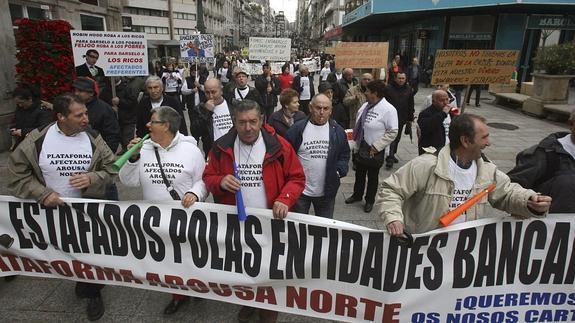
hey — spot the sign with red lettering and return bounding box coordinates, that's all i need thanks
[0,196,573,322]
[70,31,149,77]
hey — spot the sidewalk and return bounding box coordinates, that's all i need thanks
[0,86,569,322]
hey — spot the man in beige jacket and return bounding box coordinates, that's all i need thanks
[343,73,373,126]
[377,113,552,236]
[8,93,117,321]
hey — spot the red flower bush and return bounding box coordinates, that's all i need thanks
[15,19,74,101]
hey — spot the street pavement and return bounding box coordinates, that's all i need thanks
[0,82,571,322]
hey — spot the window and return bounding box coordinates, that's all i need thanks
[174,12,196,20]
[27,7,44,20]
[125,7,169,18]
[9,4,23,25]
[79,0,99,5]
[80,14,106,31]
[133,25,169,34]
[175,28,197,35]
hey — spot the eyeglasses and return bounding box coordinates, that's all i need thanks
[149,120,166,124]
[88,55,99,59]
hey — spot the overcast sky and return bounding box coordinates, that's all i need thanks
[269,0,297,22]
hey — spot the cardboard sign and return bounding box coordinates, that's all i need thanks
[249,37,291,61]
[180,34,215,64]
[335,42,388,69]
[431,50,519,85]
[70,31,148,76]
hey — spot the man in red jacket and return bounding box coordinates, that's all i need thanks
[203,99,305,322]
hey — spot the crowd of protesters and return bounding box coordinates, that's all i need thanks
[7,47,571,323]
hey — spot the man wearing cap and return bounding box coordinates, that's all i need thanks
[224,67,263,110]
[292,66,315,115]
[73,77,121,153]
[8,93,117,321]
[255,62,281,121]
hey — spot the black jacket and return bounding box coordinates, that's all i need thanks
[508,132,575,213]
[337,77,358,103]
[384,82,415,125]
[11,101,54,148]
[285,118,350,198]
[116,77,145,124]
[223,85,263,110]
[135,95,188,138]
[267,109,306,138]
[417,105,449,155]
[292,75,315,100]
[86,97,121,152]
[255,74,281,108]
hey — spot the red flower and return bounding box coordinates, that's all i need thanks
[15,19,74,101]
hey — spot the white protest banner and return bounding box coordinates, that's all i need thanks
[70,31,148,76]
[0,195,573,322]
[180,34,215,64]
[238,62,284,75]
[249,37,291,61]
[301,57,321,73]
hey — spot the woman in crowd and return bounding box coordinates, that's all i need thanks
[217,60,232,87]
[345,80,399,213]
[161,63,183,99]
[320,61,332,82]
[267,88,306,138]
[278,63,294,91]
[119,106,207,315]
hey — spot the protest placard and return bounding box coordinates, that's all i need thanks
[1,196,573,322]
[431,50,519,85]
[180,34,215,64]
[249,37,291,61]
[70,31,148,76]
[335,42,388,70]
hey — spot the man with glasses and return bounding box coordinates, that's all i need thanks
[76,49,104,79]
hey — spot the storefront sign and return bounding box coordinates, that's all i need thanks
[449,33,492,41]
[527,15,575,30]
[342,1,373,26]
[70,31,148,76]
[431,49,519,85]
[335,42,388,69]
[1,196,573,322]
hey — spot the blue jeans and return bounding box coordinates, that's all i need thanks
[292,194,336,219]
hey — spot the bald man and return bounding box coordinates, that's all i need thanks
[286,94,350,218]
[195,79,233,156]
[417,90,457,155]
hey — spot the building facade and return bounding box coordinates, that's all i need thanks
[341,0,575,83]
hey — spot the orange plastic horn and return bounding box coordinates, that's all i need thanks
[439,183,496,227]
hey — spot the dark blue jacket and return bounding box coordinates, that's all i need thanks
[285,118,350,198]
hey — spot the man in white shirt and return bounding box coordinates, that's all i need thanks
[292,66,315,115]
[286,94,350,218]
[223,67,263,109]
[8,93,117,321]
[195,79,234,157]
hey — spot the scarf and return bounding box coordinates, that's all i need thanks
[353,99,380,142]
